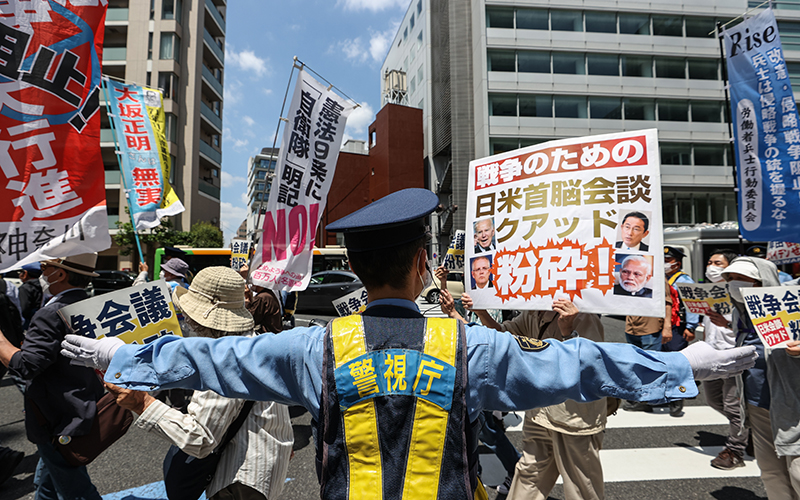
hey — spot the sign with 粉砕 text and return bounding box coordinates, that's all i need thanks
[0,2,112,273]
[741,286,800,348]
[58,281,182,345]
[441,231,465,273]
[465,129,664,316]
[676,283,733,316]
[250,69,355,292]
[231,239,250,271]
[724,8,800,242]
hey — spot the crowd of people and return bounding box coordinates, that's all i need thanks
[0,188,793,500]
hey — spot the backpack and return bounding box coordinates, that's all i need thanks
[0,280,24,348]
[667,272,687,329]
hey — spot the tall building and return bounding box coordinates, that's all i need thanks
[381,0,800,255]
[246,148,279,239]
[99,0,225,270]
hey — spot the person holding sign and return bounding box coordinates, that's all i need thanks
[719,257,800,499]
[61,189,758,500]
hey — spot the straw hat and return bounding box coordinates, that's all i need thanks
[173,266,254,333]
[41,253,99,277]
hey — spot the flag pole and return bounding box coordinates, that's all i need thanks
[101,77,146,265]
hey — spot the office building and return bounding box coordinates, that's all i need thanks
[246,148,279,239]
[100,0,225,269]
[381,0,800,254]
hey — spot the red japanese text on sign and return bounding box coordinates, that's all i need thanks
[756,318,791,347]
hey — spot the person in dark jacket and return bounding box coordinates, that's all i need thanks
[18,262,43,330]
[0,253,103,500]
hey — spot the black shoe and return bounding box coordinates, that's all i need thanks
[669,400,684,417]
[622,401,653,412]
[0,447,24,486]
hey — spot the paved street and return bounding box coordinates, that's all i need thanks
[0,303,767,500]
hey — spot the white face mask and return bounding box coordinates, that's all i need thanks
[39,271,57,296]
[664,261,680,275]
[705,266,725,283]
[417,254,433,296]
[728,280,755,302]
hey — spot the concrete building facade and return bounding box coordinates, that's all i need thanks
[245,147,279,240]
[381,0,800,255]
[100,0,225,270]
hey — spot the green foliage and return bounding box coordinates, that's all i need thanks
[113,216,222,258]
[187,221,223,248]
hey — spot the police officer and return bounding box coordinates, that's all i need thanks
[62,189,757,500]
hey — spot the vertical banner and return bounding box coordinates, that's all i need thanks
[724,8,800,242]
[251,69,355,292]
[466,129,664,316]
[104,78,184,230]
[0,2,111,272]
[441,230,465,273]
[741,286,800,349]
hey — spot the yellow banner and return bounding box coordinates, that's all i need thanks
[145,87,184,217]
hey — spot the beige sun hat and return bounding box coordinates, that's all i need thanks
[173,266,254,333]
[41,253,99,277]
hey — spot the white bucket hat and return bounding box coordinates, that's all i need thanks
[174,266,254,333]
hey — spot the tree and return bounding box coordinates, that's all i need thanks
[113,216,191,257]
[187,221,223,248]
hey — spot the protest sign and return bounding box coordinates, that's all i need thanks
[250,69,355,292]
[0,2,112,273]
[724,8,800,242]
[104,78,184,230]
[332,287,369,317]
[767,241,800,265]
[676,283,733,316]
[741,286,800,348]
[441,230,465,273]
[465,129,664,315]
[58,281,182,345]
[231,239,250,271]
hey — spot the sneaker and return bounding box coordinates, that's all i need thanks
[711,448,745,470]
[496,476,513,495]
[622,401,653,413]
[0,447,24,486]
[669,400,684,417]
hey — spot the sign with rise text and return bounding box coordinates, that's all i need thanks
[250,69,355,292]
[466,129,664,315]
[0,1,111,272]
[724,8,800,242]
[741,286,800,349]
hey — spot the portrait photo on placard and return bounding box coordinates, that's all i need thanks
[470,254,494,290]
[473,218,496,254]
[613,253,654,298]
[615,210,652,252]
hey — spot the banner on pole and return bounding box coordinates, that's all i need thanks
[104,78,184,231]
[58,281,182,345]
[465,129,664,316]
[0,2,112,273]
[675,283,733,316]
[741,286,800,349]
[724,8,800,243]
[442,230,466,273]
[250,68,355,292]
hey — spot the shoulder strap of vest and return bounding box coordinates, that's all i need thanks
[668,271,686,287]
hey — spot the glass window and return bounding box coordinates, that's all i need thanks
[619,13,650,35]
[585,11,616,33]
[624,98,655,120]
[778,21,800,51]
[409,76,416,94]
[688,59,718,80]
[490,94,517,116]
[554,96,587,118]
[162,0,182,23]
[256,182,264,191]
[487,50,516,72]
[659,100,689,121]
[516,8,548,30]
[694,144,727,165]
[788,61,800,88]
[410,13,415,29]
[486,7,513,28]
[159,33,180,63]
[653,15,682,36]
[169,154,176,183]
[692,101,722,123]
[418,65,423,85]
[256,170,267,179]
[148,33,153,59]
[417,0,422,14]
[587,54,619,76]
[165,112,177,142]
[519,95,552,117]
[685,17,716,38]
[552,52,585,74]
[517,51,550,73]
[590,97,622,119]
[404,27,408,41]
[621,55,652,77]
[158,72,179,100]
[661,143,692,165]
[491,139,521,155]
[655,57,685,79]
[551,10,582,31]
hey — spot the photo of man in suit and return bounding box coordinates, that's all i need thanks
[614,254,653,298]
[474,218,496,253]
[615,212,650,252]
[471,255,494,289]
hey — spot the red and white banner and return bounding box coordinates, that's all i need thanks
[250,69,354,292]
[0,1,111,272]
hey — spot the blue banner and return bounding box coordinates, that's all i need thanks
[724,8,800,243]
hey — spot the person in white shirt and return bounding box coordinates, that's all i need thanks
[105,267,293,500]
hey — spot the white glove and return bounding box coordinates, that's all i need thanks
[680,341,757,381]
[61,335,124,371]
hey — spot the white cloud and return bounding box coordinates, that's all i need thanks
[240,192,250,205]
[220,201,248,244]
[221,171,246,188]
[242,115,256,127]
[338,27,398,64]
[338,0,410,12]
[368,29,393,62]
[224,79,242,105]
[262,88,273,96]
[226,45,270,77]
[345,102,375,138]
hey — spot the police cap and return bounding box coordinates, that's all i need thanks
[745,245,767,258]
[664,246,686,260]
[326,188,438,252]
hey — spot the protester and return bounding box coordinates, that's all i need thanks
[1,272,22,323]
[17,262,43,330]
[613,255,653,298]
[280,290,299,329]
[615,211,650,251]
[0,445,24,486]
[0,253,104,500]
[722,257,800,498]
[106,267,293,500]
[61,189,757,500]
[703,249,749,470]
[245,284,283,334]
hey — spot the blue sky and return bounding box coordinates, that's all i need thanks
[218,0,412,242]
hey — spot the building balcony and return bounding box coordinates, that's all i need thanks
[102,47,127,62]
[203,29,224,67]
[106,7,129,22]
[107,215,120,229]
[199,179,221,199]
[199,140,222,166]
[205,0,226,35]
[202,65,224,100]
[100,128,115,145]
[200,102,223,133]
[105,170,121,186]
